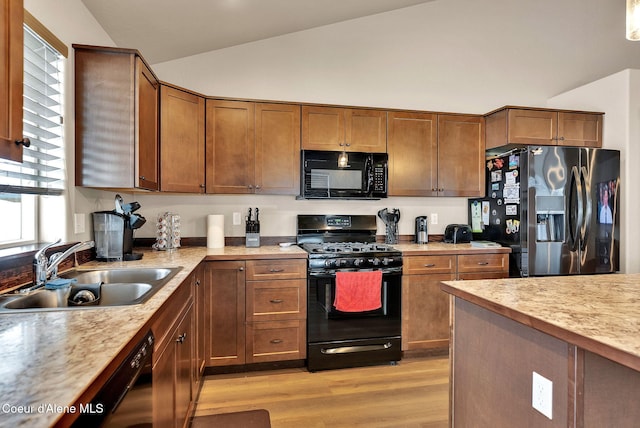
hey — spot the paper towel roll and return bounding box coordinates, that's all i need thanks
[207,215,225,248]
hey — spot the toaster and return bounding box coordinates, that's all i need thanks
[444,224,472,244]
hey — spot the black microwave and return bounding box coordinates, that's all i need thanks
[301,150,388,199]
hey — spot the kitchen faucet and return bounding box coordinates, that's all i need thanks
[28,239,95,292]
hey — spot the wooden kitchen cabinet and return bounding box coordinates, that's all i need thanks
[402,251,509,351]
[191,264,206,393]
[160,84,205,193]
[203,258,307,367]
[485,106,603,150]
[206,100,300,194]
[301,105,387,152]
[436,114,484,197]
[0,0,25,162]
[203,260,246,366]
[388,112,484,197]
[387,111,438,196]
[74,45,159,190]
[151,276,195,428]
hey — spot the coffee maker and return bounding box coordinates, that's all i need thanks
[92,195,146,261]
[415,216,429,244]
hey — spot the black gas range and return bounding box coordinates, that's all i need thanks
[297,215,403,371]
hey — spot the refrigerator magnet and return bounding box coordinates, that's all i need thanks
[506,205,518,216]
[509,155,519,169]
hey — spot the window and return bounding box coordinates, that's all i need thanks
[0,14,66,248]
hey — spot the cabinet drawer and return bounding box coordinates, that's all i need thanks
[457,253,508,273]
[246,259,306,280]
[246,279,307,321]
[403,255,455,275]
[246,320,306,363]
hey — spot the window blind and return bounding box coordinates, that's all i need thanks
[0,25,65,195]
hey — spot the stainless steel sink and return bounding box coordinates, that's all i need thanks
[0,267,182,313]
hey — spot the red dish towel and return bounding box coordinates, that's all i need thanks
[334,271,383,312]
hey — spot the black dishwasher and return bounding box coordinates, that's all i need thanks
[72,330,154,427]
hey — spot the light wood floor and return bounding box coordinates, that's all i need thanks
[194,356,450,428]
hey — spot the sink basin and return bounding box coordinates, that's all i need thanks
[0,267,182,313]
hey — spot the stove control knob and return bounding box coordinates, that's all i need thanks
[324,260,335,268]
[382,257,393,266]
[338,259,349,267]
[371,258,381,266]
[353,258,365,267]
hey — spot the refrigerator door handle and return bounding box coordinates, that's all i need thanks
[580,166,592,251]
[569,166,583,251]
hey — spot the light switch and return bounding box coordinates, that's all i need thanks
[74,213,85,234]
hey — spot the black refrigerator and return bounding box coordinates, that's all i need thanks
[469,146,620,277]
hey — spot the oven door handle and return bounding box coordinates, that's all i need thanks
[321,342,393,354]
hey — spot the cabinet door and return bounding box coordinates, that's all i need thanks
[255,103,301,194]
[387,111,438,196]
[193,265,206,382]
[402,273,455,350]
[437,114,484,197]
[160,85,205,192]
[206,100,255,193]
[136,57,159,190]
[203,261,246,366]
[175,304,194,428]
[557,112,602,148]
[346,109,387,152]
[301,105,345,151]
[0,0,23,162]
[153,333,176,427]
[507,108,557,145]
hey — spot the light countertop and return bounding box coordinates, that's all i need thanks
[0,245,303,427]
[0,241,503,427]
[441,273,640,372]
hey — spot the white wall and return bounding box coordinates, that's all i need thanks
[548,69,640,273]
[23,0,640,251]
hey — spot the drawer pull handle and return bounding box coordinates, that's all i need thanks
[269,268,284,273]
[424,263,436,267]
[477,262,489,265]
[270,339,283,344]
[270,299,284,304]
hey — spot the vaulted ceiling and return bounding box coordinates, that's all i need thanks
[81,0,437,63]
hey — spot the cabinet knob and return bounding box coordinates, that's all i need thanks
[239,267,244,271]
[195,279,201,286]
[558,136,565,141]
[346,143,351,147]
[200,184,205,188]
[176,333,187,344]
[255,185,261,190]
[247,184,254,189]
[139,175,145,180]
[15,138,30,147]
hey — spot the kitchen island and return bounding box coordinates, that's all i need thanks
[441,274,640,428]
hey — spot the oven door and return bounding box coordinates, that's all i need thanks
[307,268,402,370]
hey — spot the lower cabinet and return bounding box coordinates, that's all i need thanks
[402,251,509,351]
[203,258,307,367]
[152,277,195,428]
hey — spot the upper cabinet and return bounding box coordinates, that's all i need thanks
[206,100,300,195]
[0,0,26,162]
[74,45,159,190]
[160,84,205,193]
[301,106,386,153]
[485,106,603,151]
[388,112,484,197]
[387,111,438,196]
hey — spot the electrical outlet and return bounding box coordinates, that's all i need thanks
[74,213,85,234]
[232,212,241,225]
[430,213,438,225]
[532,371,553,419]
